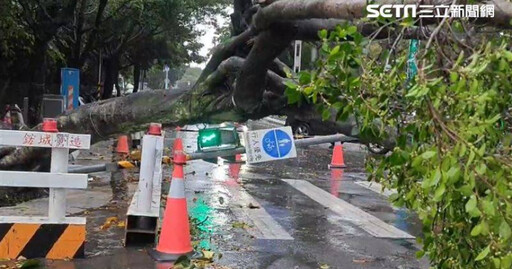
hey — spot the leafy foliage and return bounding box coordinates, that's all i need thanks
[0,0,229,106]
[287,23,512,268]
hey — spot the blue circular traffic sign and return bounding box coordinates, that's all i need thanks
[262,130,293,158]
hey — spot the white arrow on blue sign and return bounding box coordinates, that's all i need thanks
[243,126,297,164]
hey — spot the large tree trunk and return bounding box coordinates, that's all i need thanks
[133,64,140,93]
[101,55,120,99]
[2,0,512,171]
[27,40,49,127]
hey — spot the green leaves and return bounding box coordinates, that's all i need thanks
[471,223,483,236]
[433,184,446,202]
[499,221,511,240]
[466,195,481,217]
[475,245,490,261]
[297,23,512,268]
[421,151,437,159]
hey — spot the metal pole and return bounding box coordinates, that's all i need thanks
[67,134,360,173]
[68,163,118,174]
[49,147,69,221]
[164,65,170,90]
[293,40,302,73]
[165,70,169,90]
[187,134,358,161]
[137,134,158,213]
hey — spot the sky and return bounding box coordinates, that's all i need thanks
[190,10,230,69]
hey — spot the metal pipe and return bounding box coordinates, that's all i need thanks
[68,163,117,174]
[67,134,359,171]
[187,134,358,161]
[295,134,359,147]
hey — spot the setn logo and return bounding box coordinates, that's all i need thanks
[366,4,495,18]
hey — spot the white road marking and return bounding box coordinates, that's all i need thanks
[225,184,294,241]
[282,179,414,239]
[354,181,397,198]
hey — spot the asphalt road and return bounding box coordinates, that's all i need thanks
[0,119,428,269]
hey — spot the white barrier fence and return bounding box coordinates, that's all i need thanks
[0,129,91,223]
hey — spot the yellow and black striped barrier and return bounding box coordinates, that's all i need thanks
[0,222,85,259]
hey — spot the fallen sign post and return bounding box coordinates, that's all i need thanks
[0,119,90,260]
[243,126,297,164]
[186,133,359,161]
[66,133,360,174]
[124,123,165,246]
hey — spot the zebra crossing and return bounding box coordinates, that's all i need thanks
[184,161,415,242]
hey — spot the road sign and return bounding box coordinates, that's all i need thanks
[60,68,80,110]
[243,127,297,164]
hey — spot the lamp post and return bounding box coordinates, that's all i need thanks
[164,65,170,90]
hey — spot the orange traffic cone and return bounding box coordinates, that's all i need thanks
[228,156,242,178]
[172,137,184,158]
[116,135,129,154]
[149,142,193,261]
[329,144,346,169]
[330,168,344,198]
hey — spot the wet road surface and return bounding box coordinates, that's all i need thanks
[0,119,428,268]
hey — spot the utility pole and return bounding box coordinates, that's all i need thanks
[293,41,302,73]
[164,65,170,90]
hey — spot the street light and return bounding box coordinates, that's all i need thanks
[163,65,170,90]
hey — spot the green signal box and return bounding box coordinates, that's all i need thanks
[198,128,222,148]
[197,126,241,153]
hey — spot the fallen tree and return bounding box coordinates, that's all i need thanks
[1,2,512,266]
[1,0,511,168]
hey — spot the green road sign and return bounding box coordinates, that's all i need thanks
[407,39,419,81]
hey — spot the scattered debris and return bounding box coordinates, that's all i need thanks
[218,197,224,204]
[231,222,252,229]
[352,258,373,264]
[319,264,330,269]
[162,156,172,164]
[18,259,41,269]
[247,203,260,209]
[100,216,123,230]
[118,161,135,169]
[172,251,227,269]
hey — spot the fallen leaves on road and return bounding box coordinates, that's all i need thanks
[172,251,228,269]
[231,221,252,229]
[352,258,373,264]
[130,150,141,161]
[118,161,135,169]
[0,258,41,269]
[18,259,41,268]
[100,216,124,230]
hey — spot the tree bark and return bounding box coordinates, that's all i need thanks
[2,0,511,171]
[133,64,140,93]
[27,40,49,126]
